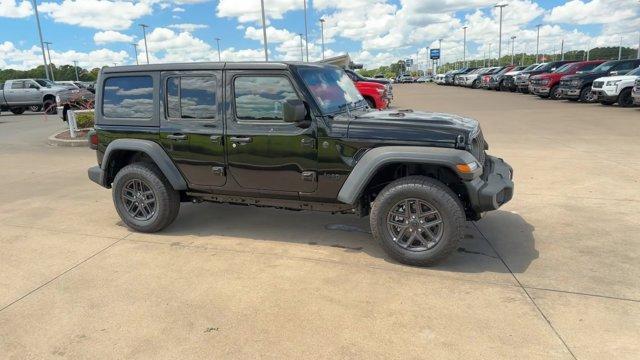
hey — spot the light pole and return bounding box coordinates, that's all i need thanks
[260,0,268,61]
[32,0,50,80]
[462,26,468,67]
[510,36,516,65]
[319,18,326,60]
[140,24,150,64]
[438,38,443,72]
[535,24,541,62]
[637,32,640,59]
[73,60,79,81]
[131,43,139,65]
[495,3,508,66]
[303,0,309,62]
[215,37,221,61]
[43,41,54,81]
[488,42,492,66]
[298,33,304,61]
[618,35,623,60]
[560,39,564,60]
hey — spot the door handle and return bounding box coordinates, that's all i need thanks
[230,136,252,144]
[167,134,188,141]
[210,135,222,143]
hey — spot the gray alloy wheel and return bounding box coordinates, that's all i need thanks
[386,198,444,252]
[121,178,157,221]
[29,105,42,112]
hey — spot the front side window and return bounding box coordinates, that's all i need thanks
[578,63,599,72]
[103,76,153,118]
[166,76,216,119]
[592,62,616,73]
[234,76,298,121]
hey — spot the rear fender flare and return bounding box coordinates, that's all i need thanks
[102,139,187,190]
[337,146,479,205]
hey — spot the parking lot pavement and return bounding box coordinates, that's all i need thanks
[0,89,638,359]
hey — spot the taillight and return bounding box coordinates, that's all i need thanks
[89,131,99,150]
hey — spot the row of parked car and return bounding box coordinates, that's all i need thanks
[0,78,95,116]
[434,59,640,107]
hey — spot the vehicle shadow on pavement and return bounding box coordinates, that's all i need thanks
[145,203,537,274]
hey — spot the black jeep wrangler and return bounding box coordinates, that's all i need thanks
[88,62,513,266]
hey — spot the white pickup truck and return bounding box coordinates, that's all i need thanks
[591,66,640,107]
[0,78,92,115]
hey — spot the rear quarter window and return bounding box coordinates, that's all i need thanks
[102,76,154,118]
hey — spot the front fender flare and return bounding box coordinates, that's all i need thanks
[337,146,480,205]
[101,139,187,190]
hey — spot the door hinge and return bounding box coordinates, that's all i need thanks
[301,171,316,182]
[211,166,225,176]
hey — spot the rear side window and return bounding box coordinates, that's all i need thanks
[615,61,638,72]
[166,76,216,119]
[103,76,153,118]
[233,76,298,122]
[11,81,25,89]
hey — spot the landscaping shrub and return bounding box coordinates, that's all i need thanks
[74,111,95,128]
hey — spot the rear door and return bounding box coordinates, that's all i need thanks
[5,81,26,104]
[224,70,317,193]
[159,71,226,192]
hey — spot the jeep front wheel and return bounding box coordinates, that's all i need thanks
[370,176,464,266]
[113,163,180,233]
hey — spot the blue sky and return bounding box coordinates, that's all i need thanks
[0,0,638,70]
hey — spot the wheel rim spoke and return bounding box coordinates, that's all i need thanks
[121,178,156,221]
[386,197,444,252]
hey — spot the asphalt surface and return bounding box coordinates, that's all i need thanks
[1,87,639,359]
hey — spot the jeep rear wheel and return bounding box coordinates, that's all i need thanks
[370,176,464,266]
[113,163,180,233]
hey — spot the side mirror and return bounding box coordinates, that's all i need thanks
[609,70,619,76]
[283,99,308,127]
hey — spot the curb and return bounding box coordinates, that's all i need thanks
[48,129,90,147]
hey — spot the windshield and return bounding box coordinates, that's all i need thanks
[627,67,640,76]
[553,64,573,73]
[298,66,365,115]
[35,79,55,87]
[522,64,538,71]
[591,61,616,73]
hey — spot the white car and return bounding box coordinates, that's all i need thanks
[434,74,446,84]
[591,66,640,107]
[460,68,497,88]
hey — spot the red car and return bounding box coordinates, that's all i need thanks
[354,80,389,109]
[529,60,604,99]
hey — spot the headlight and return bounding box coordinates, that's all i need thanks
[570,80,581,86]
[606,80,622,86]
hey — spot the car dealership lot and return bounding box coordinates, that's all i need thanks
[1,86,639,359]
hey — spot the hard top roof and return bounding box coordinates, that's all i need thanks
[101,61,333,74]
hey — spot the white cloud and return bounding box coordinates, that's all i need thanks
[167,23,209,32]
[172,6,185,12]
[546,0,637,25]
[0,41,129,70]
[216,0,303,23]
[0,0,32,18]
[39,0,152,30]
[245,26,297,44]
[93,30,135,45]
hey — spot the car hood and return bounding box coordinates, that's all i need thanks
[564,71,606,82]
[595,75,639,82]
[344,109,478,145]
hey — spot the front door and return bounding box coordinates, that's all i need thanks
[224,70,317,193]
[159,71,226,192]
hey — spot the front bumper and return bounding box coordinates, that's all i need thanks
[465,155,514,215]
[558,86,580,99]
[531,86,550,96]
[88,166,108,188]
[591,89,617,102]
[632,89,640,104]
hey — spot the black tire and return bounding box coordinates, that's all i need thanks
[579,86,594,102]
[112,162,180,233]
[472,80,480,89]
[549,85,561,100]
[370,176,465,266]
[10,107,26,115]
[618,88,634,107]
[365,97,376,109]
[600,100,615,106]
[43,100,57,114]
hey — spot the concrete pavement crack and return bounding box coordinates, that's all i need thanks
[473,223,578,360]
[0,233,130,313]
